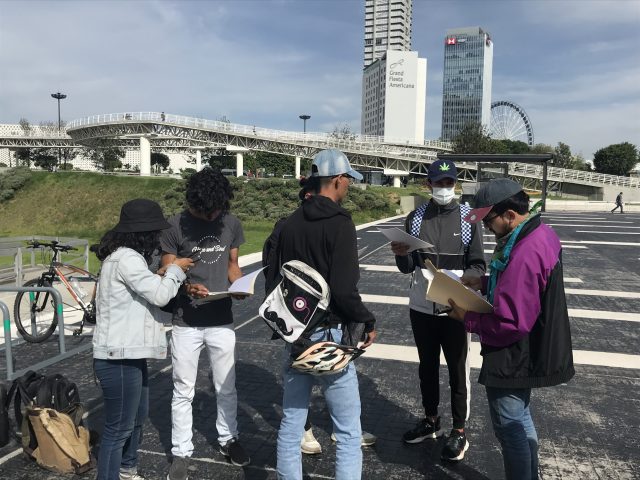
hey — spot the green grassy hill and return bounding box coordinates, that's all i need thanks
[0,170,424,272]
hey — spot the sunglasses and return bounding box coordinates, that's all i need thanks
[482,213,500,225]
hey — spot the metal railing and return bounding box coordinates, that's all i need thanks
[0,286,92,380]
[0,236,90,287]
[510,163,640,189]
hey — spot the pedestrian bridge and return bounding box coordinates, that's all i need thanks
[0,112,638,198]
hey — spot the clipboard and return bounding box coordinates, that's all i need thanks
[421,260,493,313]
[378,227,434,251]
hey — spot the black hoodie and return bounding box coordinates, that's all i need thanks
[274,195,376,331]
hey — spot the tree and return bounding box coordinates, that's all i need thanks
[593,142,639,176]
[530,143,553,154]
[201,147,234,171]
[31,149,58,171]
[84,145,125,171]
[330,123,356,141]
[151,152,171,173]
[19,118,31,135]
[497,139,530,154]
[571,153,591,171]
[452,122,504,154]
[14,148,33,167]
[553,142,574,169]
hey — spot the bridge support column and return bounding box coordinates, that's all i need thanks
[393,175,401,188]
[236,153,243,177]
[139,136,151,176]
[295,156,301,179]
[195,149,202,172]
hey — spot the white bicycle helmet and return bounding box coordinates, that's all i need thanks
[290,341,365,376]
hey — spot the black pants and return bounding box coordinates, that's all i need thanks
[612,203,623,213]
[410,309,470,429]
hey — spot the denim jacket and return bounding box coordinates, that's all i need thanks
[93,247,186,360]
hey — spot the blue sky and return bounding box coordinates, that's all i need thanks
[1,0,638,158]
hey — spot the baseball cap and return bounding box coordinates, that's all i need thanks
[311,149,363,181]
[464,178,524,223]
[428,159,457,182]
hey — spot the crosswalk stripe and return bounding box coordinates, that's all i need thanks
[360,294,640,322]
[365,342,640,370]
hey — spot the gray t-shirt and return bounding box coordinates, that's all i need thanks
[160,210,245,327]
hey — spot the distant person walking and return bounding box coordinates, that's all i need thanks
[611,192,624,213]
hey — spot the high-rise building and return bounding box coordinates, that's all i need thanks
[364,0,412,67]
[361,50,426,144]
[441,26,493,141]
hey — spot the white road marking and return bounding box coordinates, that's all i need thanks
[561,240,640,246]
[365,343,640,370]
[564,278,583,283]
[361,264,402,272]
[565,289,640,299]
[483,241,587,249]
[575,231,640,235]
[546,224,640,228]
[361,294,640,322]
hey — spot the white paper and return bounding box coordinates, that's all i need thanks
[378,228,434,252]
[194,267,265,303]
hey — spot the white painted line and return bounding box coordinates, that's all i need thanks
[365,342,640,370]
[138,449,334,479]
[565,289,640,299]
[356,213,406,231]
[561,240,640,246]
[546,224,640,228]
[234,315,260,331]
[575,231,640,235]
[361,264,402,272]
[564,278,583,283]
[361,294,640,322]
[484,242,587,249]
[544,218,631,223]
[568,309,640,322]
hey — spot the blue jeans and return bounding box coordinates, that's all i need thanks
[277,328,362,480]
[486,387,539,480]
[94,358,149,480]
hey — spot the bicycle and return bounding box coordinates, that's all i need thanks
[13,240,98,343]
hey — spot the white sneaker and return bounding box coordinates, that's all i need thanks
[330,431,377,447]
[119,469,145,480]
[301,428,322,455]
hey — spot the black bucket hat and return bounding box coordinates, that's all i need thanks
[112,199,171,233]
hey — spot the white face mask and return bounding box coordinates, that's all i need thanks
[431,186,456,205]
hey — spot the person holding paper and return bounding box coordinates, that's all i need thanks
[273,149,376,480]
[161,168,250,479]
[391,159,485,462]
[448,178,575,480]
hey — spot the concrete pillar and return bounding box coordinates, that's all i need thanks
[236,153,243,177]
[295,156,301,179]
[393,175,401,188]
[139,136,151,176]
[195,149,202,172]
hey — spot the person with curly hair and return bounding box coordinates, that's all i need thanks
[161,168,250,479]
[92,199,192,480]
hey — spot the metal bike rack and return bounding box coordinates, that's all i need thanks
[0,286,92,381]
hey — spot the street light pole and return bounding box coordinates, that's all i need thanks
[299,114,310,133]
[51,92,67,168]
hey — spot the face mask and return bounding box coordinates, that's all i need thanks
[431,186,455,205]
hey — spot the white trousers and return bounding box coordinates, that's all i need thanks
[170,324,238,457]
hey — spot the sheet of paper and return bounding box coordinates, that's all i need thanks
[421,262,493,313]
[378,228,434,251]
[194,267,265,304]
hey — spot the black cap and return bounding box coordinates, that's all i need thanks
[464,178,524,223]
[112,199,171,233]
[428,159,457,182]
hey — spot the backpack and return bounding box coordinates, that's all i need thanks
[259,260,331,351]
[25,407,93,474]
[6,370,45,434]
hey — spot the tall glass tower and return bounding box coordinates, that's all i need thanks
[441,26,493,141]
[364,0,412,67]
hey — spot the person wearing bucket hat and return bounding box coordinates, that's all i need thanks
[449,178,575,480]
[390,158,485,462]
[160,168,250,477]
[271,149,376,479]
[92,199,192,480]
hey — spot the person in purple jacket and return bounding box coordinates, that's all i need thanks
[448,178,575,480]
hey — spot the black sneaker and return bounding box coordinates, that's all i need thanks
[441,429,469,461]
[167,456,189,480]
[403,416,444,444]
[219,438,250,467]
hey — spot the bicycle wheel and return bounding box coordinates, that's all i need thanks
[13,278,59,343]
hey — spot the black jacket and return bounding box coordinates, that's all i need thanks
[478,216,575,388]
[273,195,375,330]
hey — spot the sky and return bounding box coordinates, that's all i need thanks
[1,0,639,158]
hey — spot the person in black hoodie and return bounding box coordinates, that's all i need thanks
[271,149,376,480]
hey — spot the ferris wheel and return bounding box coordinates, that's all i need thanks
[489,101,534,146]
